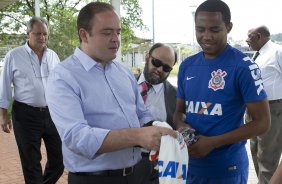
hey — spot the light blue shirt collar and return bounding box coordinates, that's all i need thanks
[73,47,114,72]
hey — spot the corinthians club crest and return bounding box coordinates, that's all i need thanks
[208,69,227,91]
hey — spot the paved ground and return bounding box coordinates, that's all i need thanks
[0,131,68,183]
[0,129,260,184]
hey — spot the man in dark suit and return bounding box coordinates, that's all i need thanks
[133,43,178,184]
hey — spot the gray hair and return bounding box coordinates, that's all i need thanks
[26,16,48,34]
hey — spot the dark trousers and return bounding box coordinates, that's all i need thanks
[69,172,135,184]
[250,102,282,184]
[131,156,159,184]
[12,101,64,184]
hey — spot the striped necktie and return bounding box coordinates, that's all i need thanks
[141,81,152,102]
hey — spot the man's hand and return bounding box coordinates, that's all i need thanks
[0,108,12,133]
[0,117,12,133]
[138,126,177,151]
[188,135,215,158]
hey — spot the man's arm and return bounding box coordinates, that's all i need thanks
[189,99,271,158]
[269,161,282,184]
[46,66,177,158]
[97,126,177,153]
[0,52,13,134]
[0,108,12,133]
[212,99,271,146]
[173,99,190,131]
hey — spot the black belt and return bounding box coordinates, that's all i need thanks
[269,99,282,104]
[141,152,150,157]
[14,100,48,112]
[70,166,134,177]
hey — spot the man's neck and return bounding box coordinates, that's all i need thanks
[30,46,44,62]
[34,50,44,62]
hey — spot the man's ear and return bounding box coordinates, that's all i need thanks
[79,28,88,43]
[27,32,31,39]
[226,22,233,33]
[257,33,261,40]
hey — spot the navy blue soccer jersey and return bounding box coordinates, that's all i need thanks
[177,44,267,178]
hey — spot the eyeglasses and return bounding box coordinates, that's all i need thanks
[30,32,48,37]
[150,56,173,72]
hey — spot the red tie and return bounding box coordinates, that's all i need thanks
[141,81,152,102]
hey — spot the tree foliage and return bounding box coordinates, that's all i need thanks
[0,0,146,60]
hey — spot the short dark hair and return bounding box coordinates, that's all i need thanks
[148,43,178,64]
[195,0,231,25]
[26,16,48,34]
[77,2,115,42]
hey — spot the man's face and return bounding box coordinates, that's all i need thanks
[195,11,232,59]
[246,30,260,51]
[27,22,48,51]
[81,10,121,63]
[144,46,175,84]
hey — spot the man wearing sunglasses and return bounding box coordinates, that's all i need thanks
[133,43,178,184]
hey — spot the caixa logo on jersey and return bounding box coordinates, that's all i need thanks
[186,101,222,116]
[158,160,188,180]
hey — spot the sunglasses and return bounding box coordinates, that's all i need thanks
[150,56,173,72]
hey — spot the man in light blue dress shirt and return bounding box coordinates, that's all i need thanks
[46,2,176,184]
[0,17,64,183]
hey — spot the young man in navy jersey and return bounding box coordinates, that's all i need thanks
[173,0,271,183]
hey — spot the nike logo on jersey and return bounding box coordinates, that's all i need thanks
[186,76,195,80]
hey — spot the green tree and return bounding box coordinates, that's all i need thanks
[0,0,146,60]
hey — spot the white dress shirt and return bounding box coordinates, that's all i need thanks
[0,42,60,108]
[138,73,167,122]
[255,40,282,100]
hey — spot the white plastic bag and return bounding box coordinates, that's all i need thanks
[150,121,189,184]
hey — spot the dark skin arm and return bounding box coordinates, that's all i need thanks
[173,99,191,131]
[269,161,282,184]
[173,98,271,158]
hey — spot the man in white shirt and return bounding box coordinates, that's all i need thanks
[246,25,282,184]
[0,17,64,184]
[133,43,178,184]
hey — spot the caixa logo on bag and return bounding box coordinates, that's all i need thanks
[158,160,188,180]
